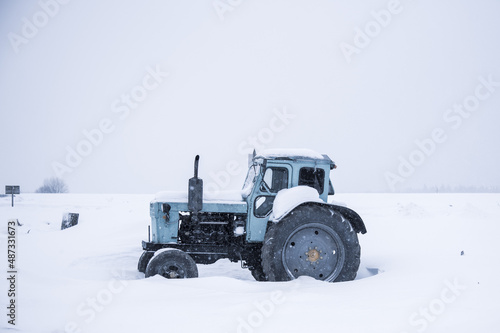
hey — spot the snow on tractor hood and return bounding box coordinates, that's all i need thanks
[153,190,245,203]
[270,186,323,222]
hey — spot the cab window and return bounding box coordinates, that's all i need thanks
[298,167,325,194]
[260,167,288,193]
[254,167,289,217]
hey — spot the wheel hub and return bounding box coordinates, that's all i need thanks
[162,265,183,279]
[306,248,321,263]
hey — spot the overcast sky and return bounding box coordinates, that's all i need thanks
[1,0,499,194]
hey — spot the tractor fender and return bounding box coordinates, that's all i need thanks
[272,201,367,234]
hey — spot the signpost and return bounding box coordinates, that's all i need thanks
[5,186,20,207]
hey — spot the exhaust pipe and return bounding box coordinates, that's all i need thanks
[194,155,200,178]
[188,155,203,220]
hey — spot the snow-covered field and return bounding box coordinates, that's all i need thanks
[1,193,499,332]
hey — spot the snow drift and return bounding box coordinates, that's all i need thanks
[1,193,499,332]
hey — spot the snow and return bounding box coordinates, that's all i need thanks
[271,186,323,221]
[154,190,244,203]
[257,148,326,160]
[1,193,500,332]
[234,226,245,236]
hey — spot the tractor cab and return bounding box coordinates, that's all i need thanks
[241,149,337,242]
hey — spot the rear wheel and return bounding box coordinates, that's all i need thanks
[261,204,360,282]
[145,249,198,279]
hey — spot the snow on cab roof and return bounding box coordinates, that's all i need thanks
[257,148,332,162]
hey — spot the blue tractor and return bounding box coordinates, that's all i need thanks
[138,149,366,282]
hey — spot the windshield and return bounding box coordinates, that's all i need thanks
[241,163,261,199]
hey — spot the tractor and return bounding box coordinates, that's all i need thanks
[138,149,367,282]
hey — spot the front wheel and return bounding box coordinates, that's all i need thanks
[145,249,198,279]
[138,251,155,273]
[261,204,360,282]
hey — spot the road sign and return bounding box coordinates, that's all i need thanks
[6,186,20,195]
[5,185,20,207]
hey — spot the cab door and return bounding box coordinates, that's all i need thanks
[246,164,291,242]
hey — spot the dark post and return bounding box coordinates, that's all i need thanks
[61,213,79,230]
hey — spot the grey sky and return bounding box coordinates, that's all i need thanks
[1,0,499,194]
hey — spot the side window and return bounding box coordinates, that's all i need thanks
[298,167,325,194]
[260,167,288,193]
[254,196,275,217]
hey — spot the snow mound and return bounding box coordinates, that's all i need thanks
[271,186,323,221]
[397,202,429,218]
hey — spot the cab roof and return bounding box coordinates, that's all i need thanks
[255,149,336,169]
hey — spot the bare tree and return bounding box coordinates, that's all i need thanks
[36,177,69,193]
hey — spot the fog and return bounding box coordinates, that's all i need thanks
[1,0,499,194]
